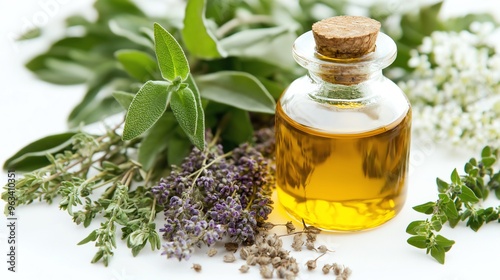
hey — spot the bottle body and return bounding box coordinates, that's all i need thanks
[275,73,411,231]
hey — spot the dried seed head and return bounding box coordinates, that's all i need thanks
[284,271,296,280]
[223,253,236,263]
[261,222,275,230]
[276,266,287,279]
[192,263,202,272]
[332,263,342,276]
[246,255,257,266]
[317,245,330,254]
[289,261,299,274]
[341,267,352,279]
[272,256,282,267]
[239,265,250,273]
[207,248,217,257]
[286,221,296,233]
[260,265,274,279]
[291,234,304,251]
[268,247,278,258]
[225,242,238,252]
[306,232,317,242]
[306,259,317,270]
[258,256,272,265]
[239,247,249,260]
[305,240,315,250]
[322,264,332,274]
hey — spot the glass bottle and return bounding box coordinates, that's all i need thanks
[275,16,412,231]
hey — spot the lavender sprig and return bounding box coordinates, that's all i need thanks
[152,137,274,261]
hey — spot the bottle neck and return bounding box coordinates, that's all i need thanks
[308,70,383,104]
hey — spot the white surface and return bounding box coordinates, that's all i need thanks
[1,1,500,280]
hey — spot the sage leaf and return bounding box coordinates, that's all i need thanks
[138,113,177,171]
[123,81,172,140]
[94,0,145,19]
[170,87,205,149]
[195,71,276,114]
[219,26,296,68]
[112,91,135,110]
[109,15,154,49]
[154,23,189,81]
[3,132,76,171]
[68,62,121,127]
[182,0,225,59]
[115,50,158,82]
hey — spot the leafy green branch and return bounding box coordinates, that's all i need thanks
[406,146,500,264]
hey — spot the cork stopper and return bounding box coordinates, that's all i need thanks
[312,16,381,59]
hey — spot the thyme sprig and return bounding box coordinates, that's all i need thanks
[406,146,500,264]
[1,124,162,266]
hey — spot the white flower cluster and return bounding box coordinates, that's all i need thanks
[399,21,500,150]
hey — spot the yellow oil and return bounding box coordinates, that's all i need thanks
[275,103,411,231]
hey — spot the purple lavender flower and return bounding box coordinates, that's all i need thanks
[152,130,275,261]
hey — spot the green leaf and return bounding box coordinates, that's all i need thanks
[170,87,205,149]
[131,242,146,257]
[17,28,41,41]
[153,23,189,81]
[451,169,461,185]
[221,109,254,146]
[112,91,135,110]
[434,235,455,248]
[67,62,123,127]
[481,146,492,157]
[77,230,98,245]
[407,236,427,249]
[220,26,296,69]
[167,132,192,166]
[3,132,76,171]
[482,157,496,168]
[406,220,425,235]
[443,200,459,221]
[196,71,276,114]
[458,185,480,203]
[115,50,158,82]
[123,81,172,140]
[94,0,145,20]
[430,245,446,264]
[464,162,473,173]
[182,0,225,59]
[109,15,154,49]
[495,188,500,200]
[412,202,436,215]
[436,178,449,193]
[138,113,177,171]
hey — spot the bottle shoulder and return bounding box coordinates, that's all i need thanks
[278,76,411,135]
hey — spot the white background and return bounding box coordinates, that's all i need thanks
[1,1,500,279]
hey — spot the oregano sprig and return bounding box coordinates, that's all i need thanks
[406,146,500,264]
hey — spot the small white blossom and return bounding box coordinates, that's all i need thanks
[399,22,500,150]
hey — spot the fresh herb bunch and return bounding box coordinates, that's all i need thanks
[406,146,500,264]
[1,125,162,266]
[152,131,274,260]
